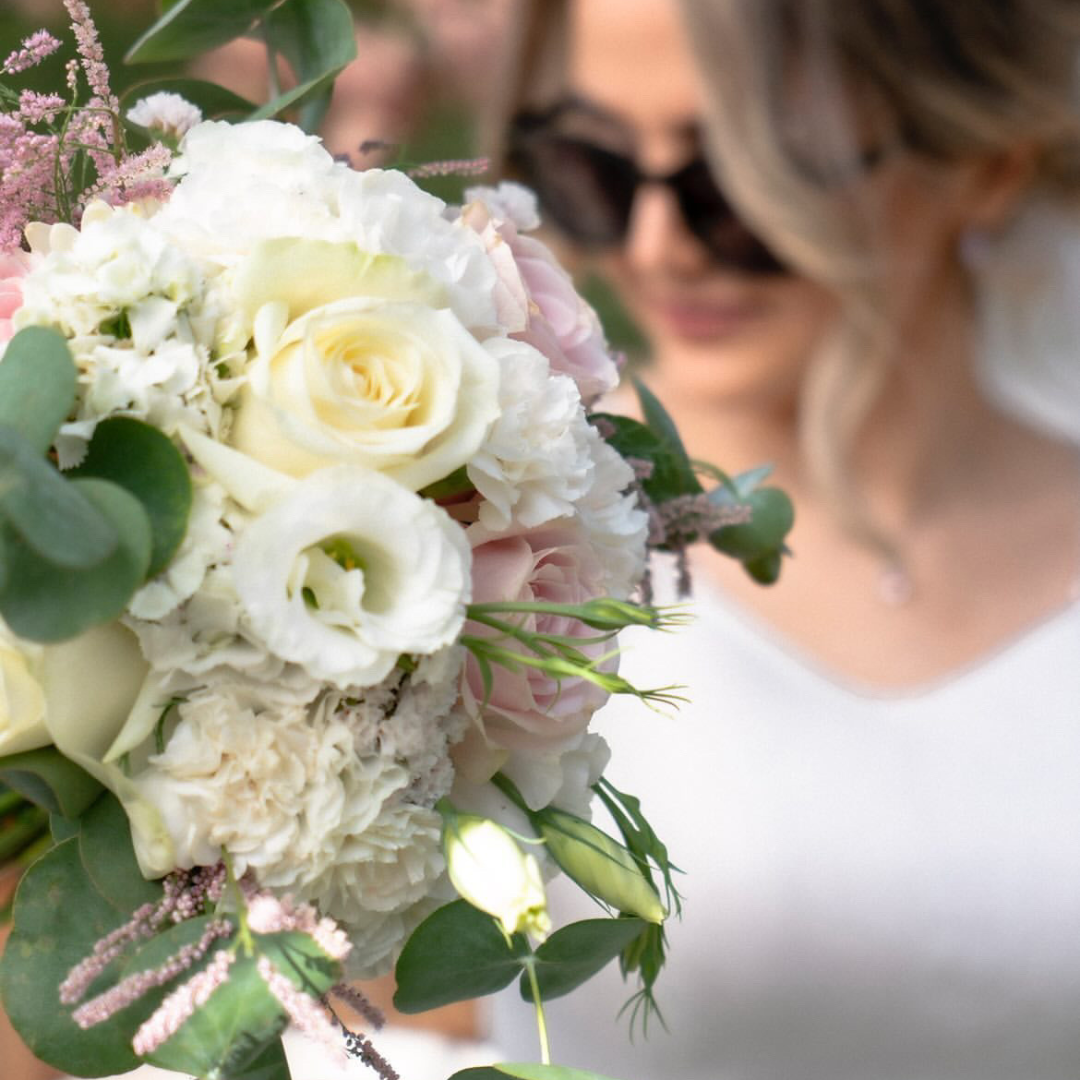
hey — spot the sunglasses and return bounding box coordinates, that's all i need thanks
[508,106,789,276]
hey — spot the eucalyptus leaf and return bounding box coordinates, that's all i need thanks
[394,900,530,1013]
[449,1066,621,1080]
[78,792,160,913]
[0,478,152,642]
[707,486,794,561]
[70,417,193,579]
[519,918,646,1002]
[0,838,157,1076]
[126,0,279,64]
[259,0,357,131]
[0,747,103,818]
[0,327,77,454]
[0,426,118,570]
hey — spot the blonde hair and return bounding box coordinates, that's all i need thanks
[490,0,1080,552]
[678,0,1080,552]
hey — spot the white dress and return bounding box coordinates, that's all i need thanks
[488,565,1080,1080]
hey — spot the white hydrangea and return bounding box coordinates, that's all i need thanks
[467,336,596,532]
[335,168,500,331]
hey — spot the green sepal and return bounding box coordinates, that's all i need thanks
[0,478,152,642]
[0,747,103,819]
[393,900,530,1013]
[69,416,193,579]
[518,918,646,1002]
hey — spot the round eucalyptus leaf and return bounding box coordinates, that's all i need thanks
[71,417,193,578]
[0,478,152,642]
[0,327,77,453]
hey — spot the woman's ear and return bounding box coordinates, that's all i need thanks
[961,141,1040,231]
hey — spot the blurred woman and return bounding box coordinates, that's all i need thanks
[484,1,1080,1077]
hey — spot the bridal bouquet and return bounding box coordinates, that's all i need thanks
[0,5,792,1080]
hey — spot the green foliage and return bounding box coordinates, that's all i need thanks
[121,77,256,123]
[0,326,78,454]
[393,900,530,1013]
[0,477,151,641]
[70,417,193,579]
[126,0,358,133]
[126,0,280,64]
[0,329,192,641]
[0,835,160,1076]
[519,918,646,1002]
[257,0,358,131]
[143,928,338,1077]
[0,746,104,820]
[449,1066,621,1080]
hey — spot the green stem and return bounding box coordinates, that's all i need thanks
[222,850,255,956]
[522,955,551,1066]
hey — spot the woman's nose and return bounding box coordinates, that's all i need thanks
[623,183,712,276]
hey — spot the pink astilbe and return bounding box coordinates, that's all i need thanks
[132,948,236,1057]
[89,142,175,207]
[72,919,234,1029]
[60,864,227,1005]
[257,956,343,1053]
[2,31,62,75]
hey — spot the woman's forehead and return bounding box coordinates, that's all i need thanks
[565,0,706,135]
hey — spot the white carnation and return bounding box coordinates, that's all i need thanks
[467,336,595,532]
[127,92,203,140]
[335,168,499,331]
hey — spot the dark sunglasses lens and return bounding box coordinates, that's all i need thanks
[674,160,787,275]
[511,135,636,246]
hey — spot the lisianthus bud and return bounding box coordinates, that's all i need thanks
[441,807,550,940]
[536,807,666,924]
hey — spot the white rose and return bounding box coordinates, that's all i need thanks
[230,465,473,688]
[228,238,501,491]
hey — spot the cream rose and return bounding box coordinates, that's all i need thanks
[228,238,501,491]
[0,622,147,758]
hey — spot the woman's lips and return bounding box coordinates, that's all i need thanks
[644,296,769,340]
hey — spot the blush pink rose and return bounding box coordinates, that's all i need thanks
[0,252,30,344]
[462,190,620,404]
[458,525,614,777]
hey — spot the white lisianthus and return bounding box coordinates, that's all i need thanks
[227,238,501,491]
[231,466,472,688]
[467,336,595,532]
[443,812,551,940]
